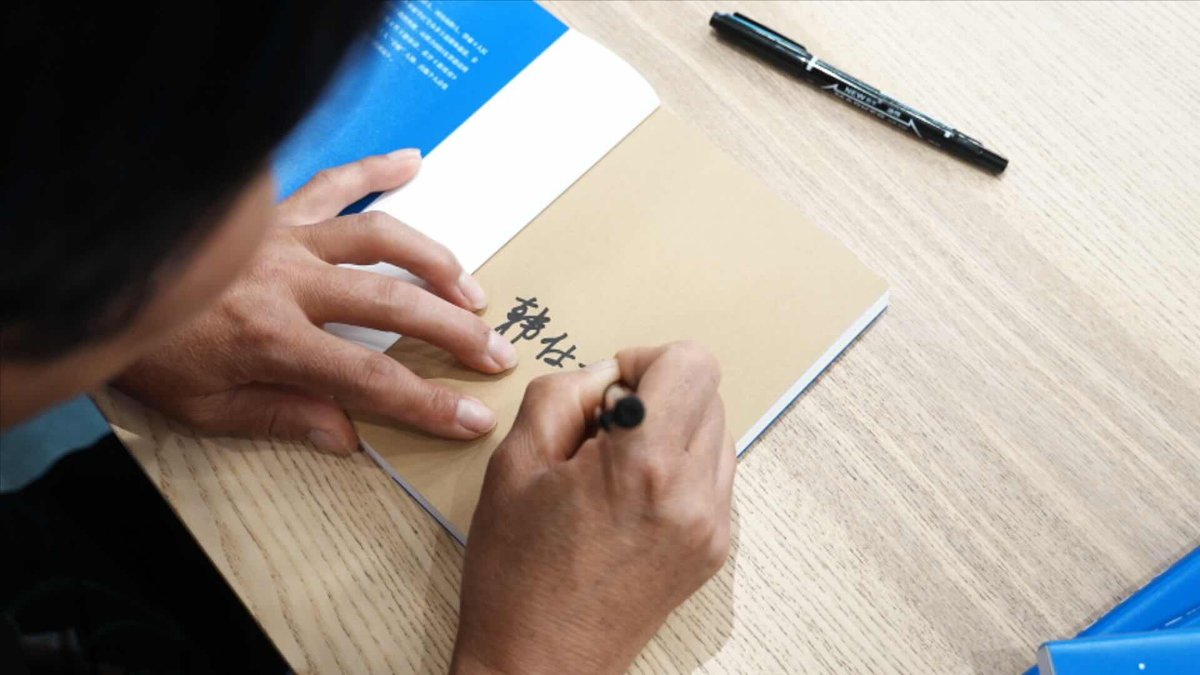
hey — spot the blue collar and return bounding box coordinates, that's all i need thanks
[0,395,110,492]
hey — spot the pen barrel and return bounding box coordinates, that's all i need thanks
[940,137,1009,174]
[711,12,1009,174]
[600,384,645,429]
[710,13,816,77]
[603,384,634,409]
[854,98,1010,174]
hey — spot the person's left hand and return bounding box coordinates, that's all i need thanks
[114,150,518,454]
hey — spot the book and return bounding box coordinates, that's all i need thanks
[276,0,889,542]
[1082,548,1200,636]
[1165,605,1200,630]
[1024,547,1200,674]
[275,0,658,351]
[1037,628,1200,675]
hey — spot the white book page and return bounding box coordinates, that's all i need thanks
[329,30,660,351]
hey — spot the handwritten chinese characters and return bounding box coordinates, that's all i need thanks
[495,297,588,369]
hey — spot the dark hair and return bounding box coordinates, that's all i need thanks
[0,2,379,359]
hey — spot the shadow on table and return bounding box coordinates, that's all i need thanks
[406,491,743,674]
[638,493,742,672]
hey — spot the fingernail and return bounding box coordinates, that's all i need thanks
[308,429,348,455]
[456,397,496,434]
[585,358,618,373]
[458,272,488,310]
[583,358,621,388]
[387,147,421,161]
[487,330,519,371]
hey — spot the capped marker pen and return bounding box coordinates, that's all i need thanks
[599,383,644,431]
[710,12,1008,174]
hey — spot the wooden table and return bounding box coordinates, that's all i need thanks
[95,2,1200,672]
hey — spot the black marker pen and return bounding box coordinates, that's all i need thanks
[599,383,644,431]
[710,12,1008,174]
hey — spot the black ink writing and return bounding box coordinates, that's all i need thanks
[496,296,591,369]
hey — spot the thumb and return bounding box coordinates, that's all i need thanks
[171,384,359,455]
[501,359,622,470]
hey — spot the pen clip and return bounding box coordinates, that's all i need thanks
[731,12,810,55]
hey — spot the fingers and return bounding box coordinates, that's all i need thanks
[709,426,738,572]
[294,211,487,311]
[688,394,730,467]
[613,341,722,453]
[691,395,736,516]
[165,384,359,455]
[279,149,422,226]
[304,266,515,374]
[499,359,623,469]
[274,326,497,439]
[716,429,737,494]
[714,428,737,515]
[615,341,719,391]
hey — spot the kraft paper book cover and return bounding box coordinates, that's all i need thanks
[275,1,889,542]
[353,110,888,541]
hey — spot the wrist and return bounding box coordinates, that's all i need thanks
[450,628,632,675]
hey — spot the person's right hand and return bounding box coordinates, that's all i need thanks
[451,341,735,675]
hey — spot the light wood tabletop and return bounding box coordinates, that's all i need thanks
[94,1,1200,673]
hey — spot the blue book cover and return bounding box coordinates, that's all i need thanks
[1026,548,1200,675]
[273,0,566,199]
[1164,606,1200,630]
[1037,628,1200,675]
[1083,549,1200,637]
[268,0,660,356]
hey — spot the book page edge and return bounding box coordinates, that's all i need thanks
[362,288,890,540]
[737,289,891,454]
[360,440,467,545]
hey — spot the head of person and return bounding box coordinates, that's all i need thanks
[0,2,378,426]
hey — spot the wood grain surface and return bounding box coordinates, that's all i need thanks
[94,2,1200,673]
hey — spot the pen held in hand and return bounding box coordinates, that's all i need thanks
[599,383,645,430]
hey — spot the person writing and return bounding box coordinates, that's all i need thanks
[0,3,734,672]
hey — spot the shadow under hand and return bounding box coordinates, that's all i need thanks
[414,530,467,675]
[633,491,742,673]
